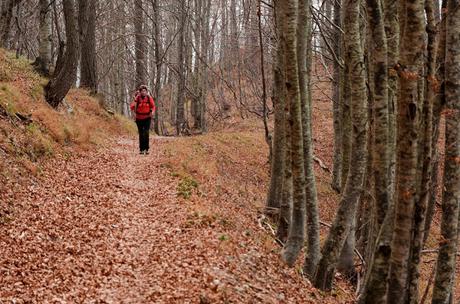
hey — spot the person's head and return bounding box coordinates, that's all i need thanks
[138,85,148,97]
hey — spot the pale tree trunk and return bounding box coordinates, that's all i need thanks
[78,0,97,93]
[134,0,147,87]
[386,0,425,301]
[153,0,163,135]
[298,0,320,278]
[34,0,52,76]
[314,0,368,290]
[267,1,286,213]
[176,0,187,134]
[45,0,79,108]
[431,0,460,301]
[280,0,307,267]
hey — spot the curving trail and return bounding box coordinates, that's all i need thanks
[0,137,326,303]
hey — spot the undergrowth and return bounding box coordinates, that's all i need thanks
[0,48,135,176]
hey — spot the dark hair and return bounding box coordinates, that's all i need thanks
[138,84,148,91]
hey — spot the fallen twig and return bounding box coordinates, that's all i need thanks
[313,155,331,173]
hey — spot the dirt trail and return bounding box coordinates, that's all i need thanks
[0,137,338,303]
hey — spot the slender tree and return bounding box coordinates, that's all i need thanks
[431,0,460,301]
[280,0,307,267]
[134,0,147,87]
[314,0,368,290]
[298,0,320,278]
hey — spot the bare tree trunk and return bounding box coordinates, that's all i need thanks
[0,0,21,48]
[176,0,187,135]
[331,0,343,193]
[368,0,389,241]
[280,0,307,267]
[267,1,286,212]
[45,0,79,108]
[405,0,438,301]
[386,0,425,301]
[153,0,163,135]
[298,0,320,278]
[78,0,98,93]
[423,0,447,248]
[431,0,460,301]
[314,0,368,290]
[134,0,147,87]
[34,0,52,76]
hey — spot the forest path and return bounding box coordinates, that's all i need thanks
[0,137,220,302]
[0,136,327,303]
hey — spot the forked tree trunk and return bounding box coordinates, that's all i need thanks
[45,0,79,108]
[313,0,368,290]
[431,0,460,301]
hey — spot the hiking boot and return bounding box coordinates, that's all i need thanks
[145,150,149,155]
[139,150,144,155]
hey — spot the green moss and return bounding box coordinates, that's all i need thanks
[177,176,199,199]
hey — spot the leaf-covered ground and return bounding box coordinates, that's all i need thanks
[0,136,355,303]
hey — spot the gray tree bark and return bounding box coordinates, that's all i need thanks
[314,0,368,290]
[280,0,307,267]
[386,0,425,301]
[45,0,79,108]
[34,0,52,76]
[431,0,460,301]
[78,0,98,93]
[134,0,147,87]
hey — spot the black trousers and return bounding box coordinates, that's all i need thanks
[136,118,151,152]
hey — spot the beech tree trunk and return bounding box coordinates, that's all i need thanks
[78,0,98,93]
[298,0,320,278]
[280,0,307,267]
[34,0,52,76]
[314,0,368,290]
[405,0,438,301]
[331,0,343,193]
[386,0,425,301]
[266,2,286,212]
[134,0,147,87]
[175,0,187,135]
[45,0,79,108]
[431,0,460,301]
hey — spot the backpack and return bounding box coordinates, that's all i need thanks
[135,95,153,115]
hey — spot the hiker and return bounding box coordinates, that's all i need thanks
[130,85,156,154]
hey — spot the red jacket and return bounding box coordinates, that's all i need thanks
[130,95,156,120]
